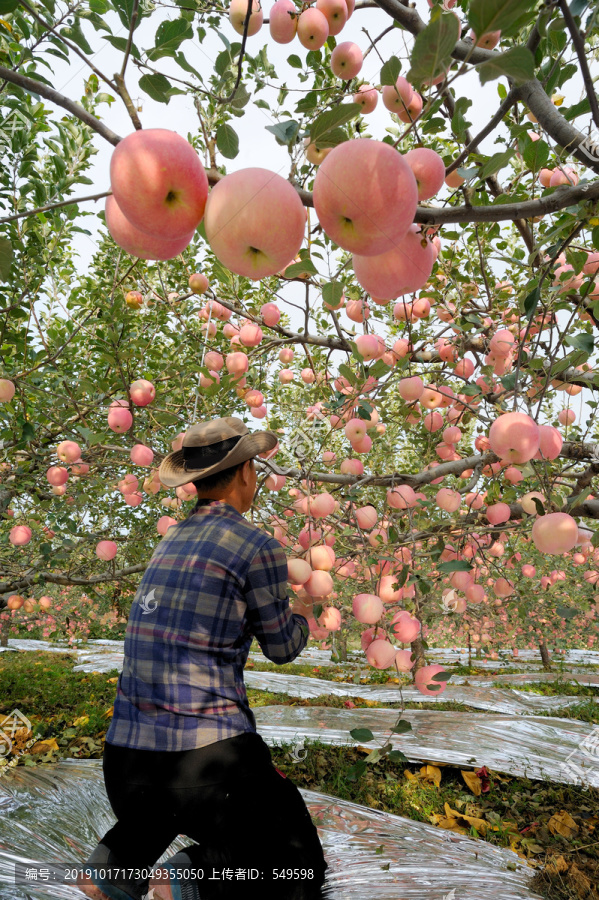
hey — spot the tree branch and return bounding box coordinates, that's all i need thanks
[557,0,599,131]
[0,64,122,146]
[0,190,111,224]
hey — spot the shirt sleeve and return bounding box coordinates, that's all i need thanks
[244,537,309,664]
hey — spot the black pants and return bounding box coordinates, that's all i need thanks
[101,732,328,898]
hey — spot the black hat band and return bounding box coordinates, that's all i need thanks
[182,435,243,470]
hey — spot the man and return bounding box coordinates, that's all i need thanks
[78,417,328,900]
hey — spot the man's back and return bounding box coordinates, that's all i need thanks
[105,498,309,752]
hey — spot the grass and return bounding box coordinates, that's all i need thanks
[498,680,599,698]
[2,650,599,899]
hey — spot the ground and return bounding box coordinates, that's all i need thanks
[0,649,598,899]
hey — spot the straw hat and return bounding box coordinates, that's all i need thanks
[159,416,277,489]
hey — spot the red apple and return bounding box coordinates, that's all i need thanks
[110,129,208,239]
[204,168,306,279]
[313,140,418,256]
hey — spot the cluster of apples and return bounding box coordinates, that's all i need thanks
[105,115,448,295]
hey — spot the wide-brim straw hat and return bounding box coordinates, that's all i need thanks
[159,416,277,489]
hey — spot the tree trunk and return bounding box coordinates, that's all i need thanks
[468,631,472,667]
[475,647,482,659]
[332,629,348,662]
[410,636,426,680]
[539,639,552,671]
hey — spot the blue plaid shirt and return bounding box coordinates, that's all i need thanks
[105,499,309,751]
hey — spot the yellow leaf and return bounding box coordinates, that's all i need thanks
[104,707,114,718]
[0,18,12,32]
[420,764,442,787]
[552,93,565,106]
[548,810,579,839]
[106,677,118,684]
[72,716,89,727]
[461,770,482,796]
[30,738,59,754]
[404,770,417,781]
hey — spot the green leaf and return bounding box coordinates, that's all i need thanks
[311,127,348,148]
[287,54,303,68]
[407,9,459,86]
[523,138,549,171]
[147,17,193,61]
[438,560,473,573]
[0,237,13,281]
[564,332,594,355]
[477,148,515,181]
[60,20,94,55]
[350,727,375,742]
[387,750,409,763]
[310,103,362,144]
[477,47,535,86]
[469,0,538,39]
[322,282,344,308]
[102,34,141,58]
[174,51,204,82]
[570,0,590,13]
[112,0,144,31]
[431,670,451,682]
[0,0,18,11]
[284,259,318,278]
[230,82,251,110]
[452,97,472,142]
[138,73,184,103]
[265,120,300,146]
[380,56,401,86]
[216,123,239,159]
[391,720,412,734]
[523,285,540,321]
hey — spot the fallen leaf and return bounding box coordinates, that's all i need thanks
[462,770,482,796]
[548,810,579,839]
[30,738,59,754]
[71,716,89,727]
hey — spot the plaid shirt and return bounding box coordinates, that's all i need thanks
[105,499,309,751]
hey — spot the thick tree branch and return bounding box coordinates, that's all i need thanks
[0,64,122,146]
[557,0,599,131]
[0,563,147,596]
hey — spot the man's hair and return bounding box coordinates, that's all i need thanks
[192,458,249,493]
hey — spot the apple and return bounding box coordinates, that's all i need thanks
[330,41,363,79]
[270,0,297,42]
[316,0,347,35]
[189,273,209,294]
[404,147,446,201]
[382,76,413,114]
[105,195,194,261]
[352,224,437,299]
[296,8,329,49]
[129,379,156,406]
[0,379,15,402]
[110,129,208,239]
[56,440,81,463]
[204,168,306,279]
[229,0,263,35]
[125,290,143,309]
[352,84,378,113]
[313,139,418,256]
[303,138,333,166]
